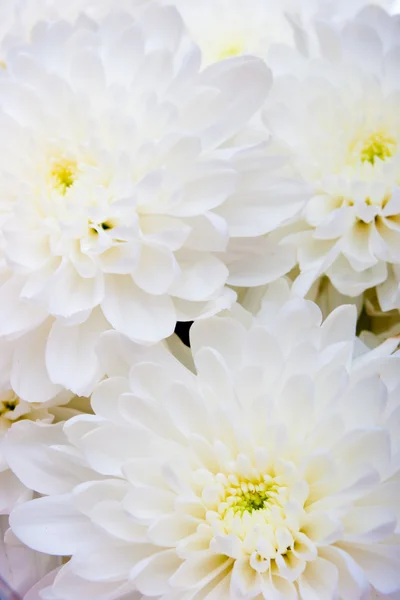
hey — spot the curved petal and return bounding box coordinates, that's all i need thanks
[47,262,104,318]
[9,495,96,556]
[170,250,228,301]
[11,321,62,404]
[0,275,47,337]
[102,275,176,343]
[46,309,109,396]
[4,421,94,496]
[132,244,180,295]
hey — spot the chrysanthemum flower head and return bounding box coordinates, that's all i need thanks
[254,7,400,311]
[0,3,276,398]
[6,283,400,599]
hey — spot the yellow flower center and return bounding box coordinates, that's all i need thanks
[0,392,19,418]
[360,132,397,165]
[218,477,278,518]
[218,42,245,60]
[50,158,78,194]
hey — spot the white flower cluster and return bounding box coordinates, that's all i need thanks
[0,1,399,599]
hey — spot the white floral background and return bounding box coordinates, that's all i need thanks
[0,0,400,599]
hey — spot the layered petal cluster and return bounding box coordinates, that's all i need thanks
[0,361,85,515]
[6,284,400,600]
[0,4,277,396]
[236,274,364,321]
[255,7,400,310]
[0,0,148,58]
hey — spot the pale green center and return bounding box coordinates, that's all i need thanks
[360,132,397,165]
[50,158,78,194]
[218,478,279,519]
[218,43,244,60]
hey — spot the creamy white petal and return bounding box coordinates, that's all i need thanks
[102,275,176,343]
[46,309,109,396]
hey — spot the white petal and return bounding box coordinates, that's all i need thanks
[124,487,175,521]
[340,542,400,594]
[70,544,146,582]
[171,162,236,217]
[46,309,108,396]
[340,376,387,430]
[342,506,397,544]
[169,250,228,301]
[76,424,151,477]
[217,181,306,237]
[191,316,246,372]
[298,557,338,600]
[10,495,96,555]
[184,212,228,252]
[134,550,182,596]
[278,374,315,438]
[319,546,369,600]
[51,559,135,600]
[0,275,47,336]
[320,305,357,347]
[140,215,190,252]
[148,515,198,547]
[169,552,231,589]
[133,244,179,295]
[11,320,62,403]
[90,377,131,424]
[225,237,296,287]
[164,382,210,439]
[70,49,106,96]
[190,56,271,149]
[24,567,62,600]
[102,275,176,343]
[0,469,30,513]
[47,261,104,317]
[4,421,93,495]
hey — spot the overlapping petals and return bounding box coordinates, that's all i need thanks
[248,8,400,312]
[0,3,281,397]
[6,285,400,599]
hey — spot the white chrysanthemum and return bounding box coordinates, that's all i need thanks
[255,7,400,311]
[0,4,278,396]
[1,514,60,600]
[167,0,294,66]
[6,285,400,600]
